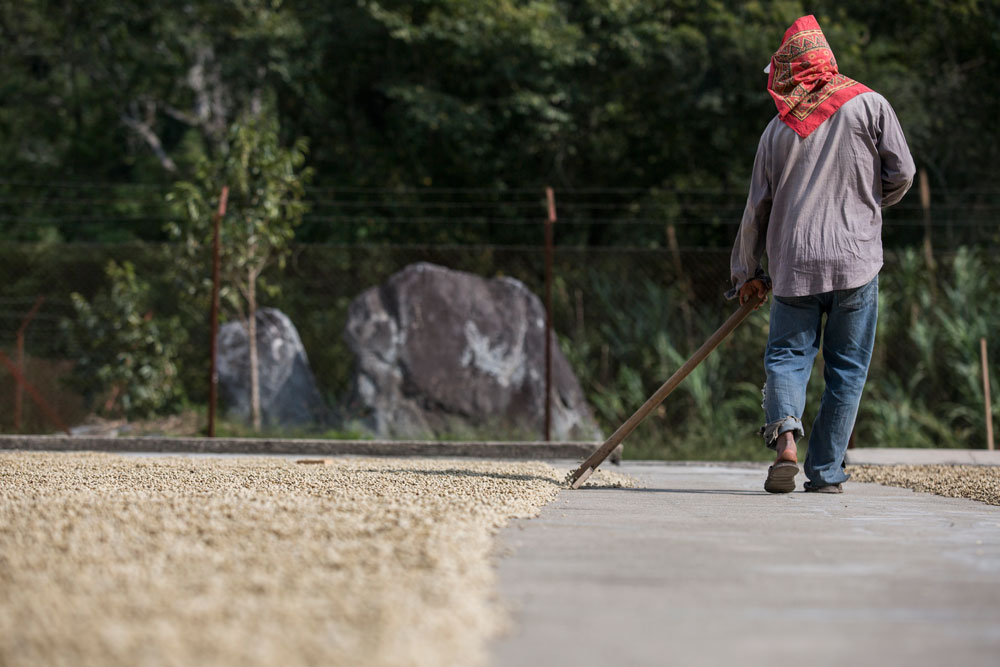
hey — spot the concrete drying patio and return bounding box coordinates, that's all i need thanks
[491,462,1000,667]
[3,445,997,666]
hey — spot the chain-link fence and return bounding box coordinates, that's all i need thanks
[1,184,998,457]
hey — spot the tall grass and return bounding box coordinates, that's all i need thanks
[558,247,999,458]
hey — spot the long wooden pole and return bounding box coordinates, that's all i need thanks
[544,187,556,442]
[982,337,994,451]
[207,186,229,438]
[568,294,764,488]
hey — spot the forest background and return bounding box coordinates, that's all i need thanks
[1,0,998,458]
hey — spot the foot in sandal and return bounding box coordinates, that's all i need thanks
[764,432,799,493]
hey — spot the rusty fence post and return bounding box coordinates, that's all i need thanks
[544,187,557,442]
[0,350,70,435]
[14,295,45,431]
[983,337,994,451]
[919,169,935,273]
[207,186,229,438]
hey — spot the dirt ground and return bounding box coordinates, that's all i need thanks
[0,452,633,667]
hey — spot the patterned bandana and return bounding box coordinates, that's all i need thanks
[767,15,871,138]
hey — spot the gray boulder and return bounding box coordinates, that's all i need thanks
[343,262,602,440]
[217,308,325,427]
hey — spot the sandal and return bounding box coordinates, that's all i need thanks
[804,482,843,494]
[764,460,799,494]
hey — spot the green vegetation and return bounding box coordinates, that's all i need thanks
[16,242,997,455]
[865,248,1000,449]
[62,261,186,418]
[2,1,997,244]
[168,110,313,430]
[558,248,1000,459]
[0,2,997,453]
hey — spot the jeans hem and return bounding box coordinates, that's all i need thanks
[759,416,804,451]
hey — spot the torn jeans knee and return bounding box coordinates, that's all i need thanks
[759,416,805,451]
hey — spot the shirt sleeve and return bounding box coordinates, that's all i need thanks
[876,99,916,208]
[727,132,772,300]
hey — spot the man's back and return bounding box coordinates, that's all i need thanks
[760,91,915,297]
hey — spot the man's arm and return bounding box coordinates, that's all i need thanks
[877,99,916,208]
[728,132,773,300]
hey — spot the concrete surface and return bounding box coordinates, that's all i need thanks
[491,462,1000,667]
[846,447,1000,466]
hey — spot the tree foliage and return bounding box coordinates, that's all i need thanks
[1,1,997,243]
[61,261,186,418]
[167,109,312,323]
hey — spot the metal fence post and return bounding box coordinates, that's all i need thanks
[14,295,45,431]
[0,350,70,435]
[983,337,994,451]
[208,186,229,438]
[920,169,935,272]
[544,187,556,442]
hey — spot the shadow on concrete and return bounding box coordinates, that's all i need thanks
[621,487,770,496]
[360,467,559,485]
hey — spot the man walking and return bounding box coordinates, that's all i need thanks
[729,15,915,493]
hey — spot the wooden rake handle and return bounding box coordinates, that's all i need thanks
[567,294,764,489]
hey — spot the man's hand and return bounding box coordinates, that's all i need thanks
[739,279,769,309]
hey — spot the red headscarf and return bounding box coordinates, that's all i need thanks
[767,15,871,138]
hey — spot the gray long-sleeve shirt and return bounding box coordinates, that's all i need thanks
[729,91,916,298]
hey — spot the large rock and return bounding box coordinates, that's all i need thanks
[343,262,602,440]
[217,308,325,427]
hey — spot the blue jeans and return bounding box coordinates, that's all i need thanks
[761,276,878,487]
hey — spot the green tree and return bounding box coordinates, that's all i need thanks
[0,0,307,241]
[168,109,312,431]
[62,261,186,418]
[3,1,998,245]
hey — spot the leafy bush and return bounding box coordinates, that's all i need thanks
[864,247,999,448]
[62,261,186,419]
